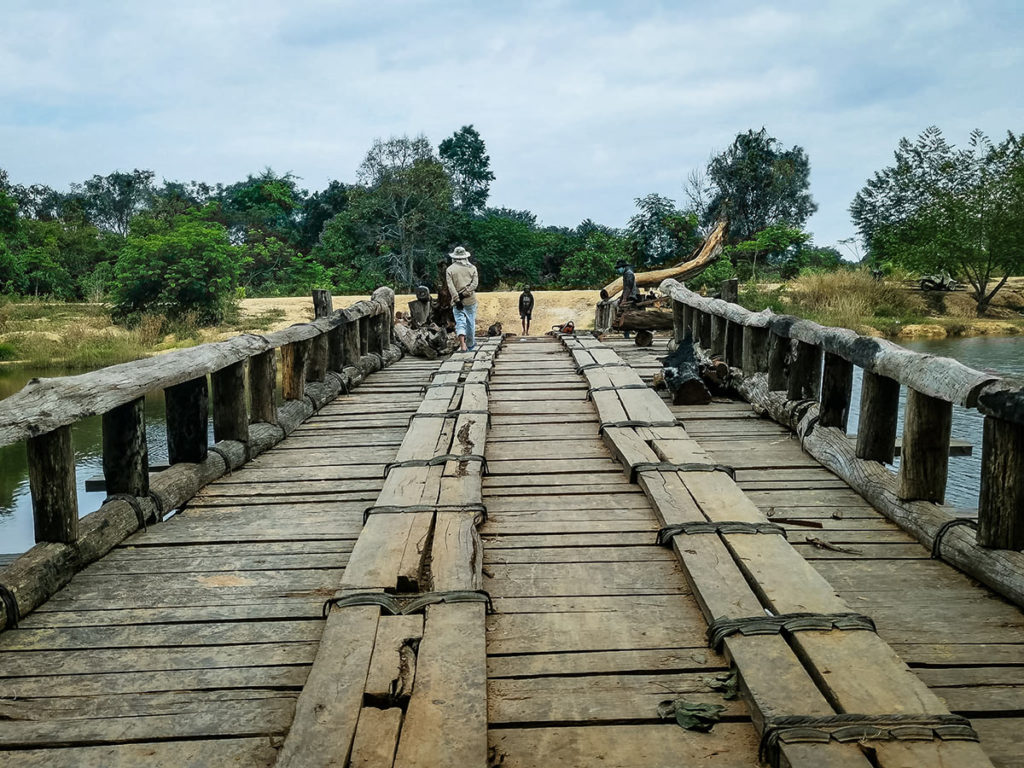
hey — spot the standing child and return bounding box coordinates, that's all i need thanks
[518,286,534,335]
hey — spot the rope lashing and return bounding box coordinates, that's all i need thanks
[147,489,168,517]
[325,371,348,394]
[103,493,149,531]
[0,583,20,629]
[575,362,632,374]
[362,502,488,525]
[758,713,978,768]
[931,517,979,559]
[656,521,787,546]
[706,611,877,651]
[631,461,736,481]
[323,589,492,618]
[383,454,487,478]
[408,409,491,427]
[598,420,677,434]
[303,392,319,411]
[207,445,236,472]
[586,384,649,400]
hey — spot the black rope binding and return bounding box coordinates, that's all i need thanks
[586,384,649,401]
[303,392,319,411]
[656,521,787,546]
[0,583,20,629]
[598,420,677,434]
[104,493,149,531]
[323,589,493,618]
[363,502,488,525]
[147,489,167,518]
[931,517,979,559]
[631,461,736,481]
[383,454,488,478]
[707,612,876,651]
[758,713,978,768]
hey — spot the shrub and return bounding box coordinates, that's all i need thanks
[687,257,735,293]
[0,342,16,361]
[114,217,242,324]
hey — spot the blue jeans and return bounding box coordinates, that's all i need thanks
[453,302,477,349]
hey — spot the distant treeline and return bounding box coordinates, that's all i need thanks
[13,123,981,325]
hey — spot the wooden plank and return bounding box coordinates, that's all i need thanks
[351,707,402,768]
[0,737,278,768]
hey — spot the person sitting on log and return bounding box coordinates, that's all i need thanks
[409,285,433,329]
[615,259,637,338]
[445,246,479,352]
[518,286,534,335]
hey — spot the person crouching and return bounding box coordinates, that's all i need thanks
[445,246,479,352]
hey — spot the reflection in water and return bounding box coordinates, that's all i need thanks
[0,367,183,557]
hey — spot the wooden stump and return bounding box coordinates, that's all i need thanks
[102,397,149,497]
[248,350,277,425]
[27,425,78,543]
[819,352,854,430]
[978,416,1024,549]
[897,389,952,503]
[710,314,726,357]
[856,371,900,463]
[211,361,249,445]
[787,340,822,401]
[634,329,654,347]
[165,376,209,464]
[767,331,789,391]
[282,340,310,402]
[741,326,768,376]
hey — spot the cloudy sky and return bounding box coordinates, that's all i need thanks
[1,0,1021,251]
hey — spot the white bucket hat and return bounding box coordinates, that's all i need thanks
[449,246,472,261]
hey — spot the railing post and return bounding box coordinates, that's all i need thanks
[327,327,345,373]
[698,311,712,350]
[672,300,687,343]
[102,397,149,497]
[856,371,900,463]
[165,376,209,464]
[767,332,789,391]
[689,308,702,345]
[897,389,952,503]
[710,314,726,358]
[248,350,278,425]
[725,320,743,368]
[343,321,361,366]
[819,353,854,430]
[367,312,384,356]
[309,290,332,382]
[212,361,250,444]
[720,277,738,303]
[312,289,334,318]
[27,425,78,543]
[978,416,1024,549]
[787,341,822,401]
[742,326,769,376]
[359,317,369,355]
[281,340,310,401]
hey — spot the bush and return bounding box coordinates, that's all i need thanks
[686,258,735,293]
[0,342,16,361]
[114,217,242,324]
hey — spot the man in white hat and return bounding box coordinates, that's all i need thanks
[445,246,479,351]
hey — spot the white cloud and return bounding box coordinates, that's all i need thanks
[1,0,1022,247]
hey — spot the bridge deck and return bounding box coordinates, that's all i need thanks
[0,337,1021,767]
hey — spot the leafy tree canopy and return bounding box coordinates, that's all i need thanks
[217,168,306,244]
[439,125,495,215]
[70,169,156,237]
[703,128,817,243]
[626,194,700,268]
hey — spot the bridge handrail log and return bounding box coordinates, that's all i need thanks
[0,288,400,633]
[660,277,1024,607]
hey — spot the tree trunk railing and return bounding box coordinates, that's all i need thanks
[0,287,400,633]
[660,277,1024,607]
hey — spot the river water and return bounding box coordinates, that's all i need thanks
[1,335,1022,557]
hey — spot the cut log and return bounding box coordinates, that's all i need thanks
[603,219,726,298]
[662,334,711,405]
[615,310,673,331]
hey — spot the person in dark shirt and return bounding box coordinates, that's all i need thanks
[518,286,534,335]
[615,260,637,338]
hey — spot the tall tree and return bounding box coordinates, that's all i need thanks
[218,168,306,243]
[704,128,817,243]
[297,180,349,251]
[353,135,453,289]
[439,125,495,215]
[71,169,156,236]
[626,194,699,267]
[851,127,1024,314]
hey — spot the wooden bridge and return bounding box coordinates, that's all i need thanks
[0,285,1022,767]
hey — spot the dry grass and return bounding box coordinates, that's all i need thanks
[785,271,927,332]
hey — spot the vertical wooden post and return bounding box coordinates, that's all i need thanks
[698,311,712,349]
[856,371,900,463]
[248,349,278,424]
[102,397,149,497]
[672,300,687,343]
[309,291,332,383]
[282,340,310,401]
[897,389,952,503]
[343,321,361,366]
[359,317,369,355]
[710,314,726,357]
[367,314,384,356]
[327,327,345,372]
[977,416,1024,549]
[165,376,208,464]
[767,332,789,391]
[787,341,822,401]
[819,353,854,430]
[742,326,769,375]
[212,361,249,444]
[27,425,78,543]
[726,320,743,368]
[720,278,738,304]
[689,309,702,345]
[312,289,334,318]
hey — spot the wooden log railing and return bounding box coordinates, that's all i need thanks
[0,287,402,633]
[660,277,1024,608]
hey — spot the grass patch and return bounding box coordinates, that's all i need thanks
[0,342,16,361]
[230,308,287,332]
[785,270,926,334]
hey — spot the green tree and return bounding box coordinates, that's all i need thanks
[851,128,1024,314]
[559,231,627,288]
[297,180,349,251]
[464,214,542,289]
[114,214,242,323]
[71,169,156,236]
[703,128,817,243]
[626,194,700,267]
[218,168,306,245]
[723,223,811,280]
[311,209,387,294]
[353,135,454,289]
[439,125,495,215]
